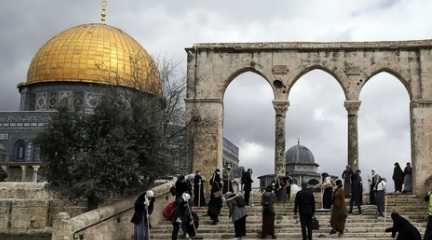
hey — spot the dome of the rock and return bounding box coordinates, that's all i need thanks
[26,23,161,95]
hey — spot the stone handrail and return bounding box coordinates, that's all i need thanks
[51,176,185,240]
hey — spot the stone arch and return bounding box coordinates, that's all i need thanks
[287,65,348,100]
[223,67,276,99]
[361,68,412,100]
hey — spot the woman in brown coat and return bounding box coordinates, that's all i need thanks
[330,180,347,237]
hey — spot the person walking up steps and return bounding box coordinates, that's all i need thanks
[261,186,276,239]
[342,166,353,198]
[392,162,405,193]
[225,192,247,240]
[375,176,386,217]
[241,168,253,205]
[330,180,347,237]
[349,169,362,214]
[294,183,315,240]
[208,169,223,225]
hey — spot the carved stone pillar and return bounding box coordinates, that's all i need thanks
[20,165,27,182]
[185,98,224,188]
[410,100,432,194]
[344,100,361,171]
[273,100,289,177]
[32,165,40,183]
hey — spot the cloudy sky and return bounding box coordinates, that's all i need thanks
[1,0,431,189]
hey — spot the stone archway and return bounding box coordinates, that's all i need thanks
[185,41,432,194]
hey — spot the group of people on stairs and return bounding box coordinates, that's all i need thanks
[129,165,432,240]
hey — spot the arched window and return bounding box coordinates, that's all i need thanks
[14,140,26,161]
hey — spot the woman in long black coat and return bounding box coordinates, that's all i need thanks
[349,170,362,214]
[261,186,276,239]
[193,171,206,206]
[131,191,155,240]
[393,162,405,192]
[208,169,223,225]
[385,212,421,240]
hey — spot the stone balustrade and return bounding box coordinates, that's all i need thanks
[52,176,183,240]
[1,162,41,182]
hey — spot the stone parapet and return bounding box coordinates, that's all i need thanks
[189,39,432,51]
[0,182,50,199]
[52,176,182,240]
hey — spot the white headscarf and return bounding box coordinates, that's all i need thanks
[182,192,191,202]
[144,190,154,207]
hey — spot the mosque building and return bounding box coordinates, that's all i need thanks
[0,16,240,181]
[285,141,321,185]
[0,22,162,181]
[258,141,321,189]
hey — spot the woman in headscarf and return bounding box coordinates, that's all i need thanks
[322,173,334,209]
[385,212,421,240]
[261,186,276,239]
[349,170,362,214]
[403,162,413,193]
[375,176,386,217]
[193,170,206,206]
[392,162,405,193]
[208,169,223,225]
[131,190,155,240]
[342,166,353,198]
[330,180,347,237]
[172,192,199,240]
[225,192,247,239]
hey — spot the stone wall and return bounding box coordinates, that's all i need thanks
[52,178,176,240]
[0,182,86,236]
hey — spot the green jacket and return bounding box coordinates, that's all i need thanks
[426,192,432,216]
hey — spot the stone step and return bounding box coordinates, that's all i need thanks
[154,194,427,239]
[150,231,412,239]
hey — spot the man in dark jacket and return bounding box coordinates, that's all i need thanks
[385,212,421,240]
[294,183,315,240]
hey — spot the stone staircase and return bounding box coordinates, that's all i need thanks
[151,193,428,240]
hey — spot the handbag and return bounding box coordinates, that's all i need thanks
[311,216,320,230]
[162,201,176,220]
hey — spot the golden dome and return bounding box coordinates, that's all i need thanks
[26,23,161,95]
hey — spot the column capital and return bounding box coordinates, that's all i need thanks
[344,100,361,115]
[272,100,289,116]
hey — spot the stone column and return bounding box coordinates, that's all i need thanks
[273,100,289,177]
[32,165,40,183]
[411,100,432,195]
[344,100,361,170]
[20,165,27,182]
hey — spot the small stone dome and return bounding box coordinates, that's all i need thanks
[285,143,319,166]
